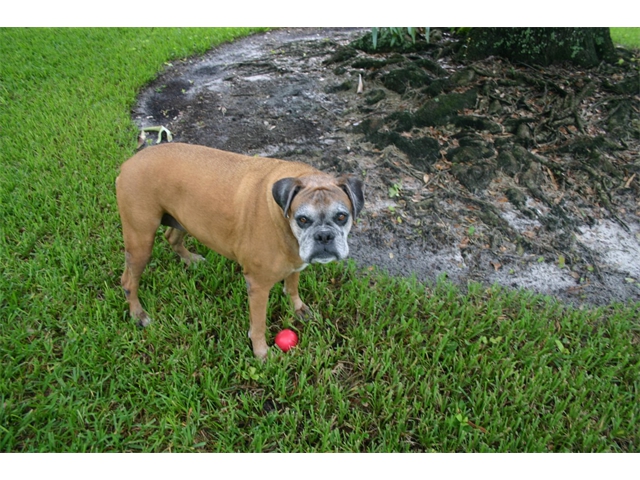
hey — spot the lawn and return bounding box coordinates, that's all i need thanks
[1,28,639,452]
[611,27,640,48]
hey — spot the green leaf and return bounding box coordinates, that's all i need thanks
[408,27,416,44]
[388,183,402,198]
[558,255,565,269]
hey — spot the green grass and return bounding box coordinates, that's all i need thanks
[1,28,639,452]
[611,27,640,48]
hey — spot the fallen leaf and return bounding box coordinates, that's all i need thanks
[546,166,558,190]
[491,261,502,271]
[466,420,487,434]
[624,173,636,188]
[137,131,147,149]
[553,192,565,205]
[357,74,364,94]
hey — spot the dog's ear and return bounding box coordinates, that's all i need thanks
[338,176,365,218]
[272,177,301,218]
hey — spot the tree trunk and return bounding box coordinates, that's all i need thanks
[462,28,616,67]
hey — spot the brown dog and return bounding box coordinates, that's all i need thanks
[115,143,364,359]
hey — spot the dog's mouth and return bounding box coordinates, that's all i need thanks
[306,244,345,264]
[309,252,340,264]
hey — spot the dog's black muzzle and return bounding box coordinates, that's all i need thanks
[309,228,342,263]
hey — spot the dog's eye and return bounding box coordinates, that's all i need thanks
[335,213,348,224]
[296,216,311,228]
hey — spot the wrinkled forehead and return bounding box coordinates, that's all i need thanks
[291,186,351,216]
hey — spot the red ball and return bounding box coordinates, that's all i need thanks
[275,329,298,352]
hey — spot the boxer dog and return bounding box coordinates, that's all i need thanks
[116,143,364,359]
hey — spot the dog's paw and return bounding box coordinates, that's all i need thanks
[136,312,152,328]
[182,253,206,267]
[295,303,312,320]
[254,346,269,361]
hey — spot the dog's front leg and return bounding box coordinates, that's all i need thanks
[244,274,271,360]
[284,271,311,319]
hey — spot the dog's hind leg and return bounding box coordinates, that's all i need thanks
[164,227,205,266]
[121,227,156,327]
[116,172,162,327]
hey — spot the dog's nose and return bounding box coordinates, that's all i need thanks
[314,230,335,245]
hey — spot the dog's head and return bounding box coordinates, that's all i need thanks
[272,174,364,264]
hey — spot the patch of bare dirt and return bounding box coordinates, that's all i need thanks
[132,28,640,305]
